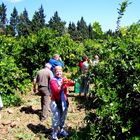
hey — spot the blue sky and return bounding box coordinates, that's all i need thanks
[1,0,140,31]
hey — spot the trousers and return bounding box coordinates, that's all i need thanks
[38,87,50,119]
[50,101,67,131]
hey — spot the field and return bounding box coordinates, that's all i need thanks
[0,90,87,140]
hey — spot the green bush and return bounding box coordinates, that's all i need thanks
[2,93,23,107]
[80,23,140,139]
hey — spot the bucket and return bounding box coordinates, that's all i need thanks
[74,79,80,94]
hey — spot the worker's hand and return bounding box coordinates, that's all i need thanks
[62,78,68,85]
[59,78,68,90]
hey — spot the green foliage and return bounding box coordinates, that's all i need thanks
[82,23,140,139]
[0,2,7,35]
[77,17,89,41]
[68,22,79,41]
[0,35,31,106]
[116,0,131,31]
[47,34,84,70]
[0,54,30,105]
[31,5,46,33]
[2,93,23,107]
[92,21,104,39]
[17,28,58,78]
[17,8,31,37]
[83,39,102,58]
[9,7,19,36]
[47,11,66,36]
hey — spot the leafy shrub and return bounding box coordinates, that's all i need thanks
[81,23,140,139]
[0,36,31,106]
[2,93,23,107]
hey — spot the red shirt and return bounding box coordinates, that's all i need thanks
[50,77,75,102]
[79,60,84,70]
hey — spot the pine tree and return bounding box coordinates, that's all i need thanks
[39,5,46,26]
[77,17,89,41]
[0,2,7,34]
[88,23,94,39]
[105,29,115,37]
[17,8,31,36]
[9,7,19,36]
[68,22,79,41]
[31,5,46,33]
[47,11,66,36]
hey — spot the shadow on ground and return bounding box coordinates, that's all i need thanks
[68,92,101,111]
[27,123,52,139]
[20,105,41,118]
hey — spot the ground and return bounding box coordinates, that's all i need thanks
[0,89,87,140]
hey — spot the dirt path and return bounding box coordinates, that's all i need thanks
[0,91,86,140]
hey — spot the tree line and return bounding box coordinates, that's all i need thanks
[0,2,111,41]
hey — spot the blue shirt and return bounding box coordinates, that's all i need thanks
[49,58,64,73]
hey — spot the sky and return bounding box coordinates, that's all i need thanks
[1,0,140,31]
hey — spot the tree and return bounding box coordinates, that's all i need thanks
[9,7,19,36]
[92,21,104,39]
[77,17,89,41]
[88,23,94,39]
[116,0,131,31]
[68,22,79,41]
[47,11,66,36]
[17,8,31,36]
[105,29,115,37]
[0,2,7,34]
[31,5,46,33]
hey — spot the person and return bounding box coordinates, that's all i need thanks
[0,94,3,110]
[49,54,64,74]
[33,63,53,122]
[92,55,99,66]
[79,55,90,97]
[50,66,75,140]
[88,55,99,98]
[79,55,88,71]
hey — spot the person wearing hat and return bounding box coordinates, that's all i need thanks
[49,54,64,74]
[50,66,75,140]
[79,55,90,97]
[79,55,88,71]
[92,55,99,66]
[33,63,53,122]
